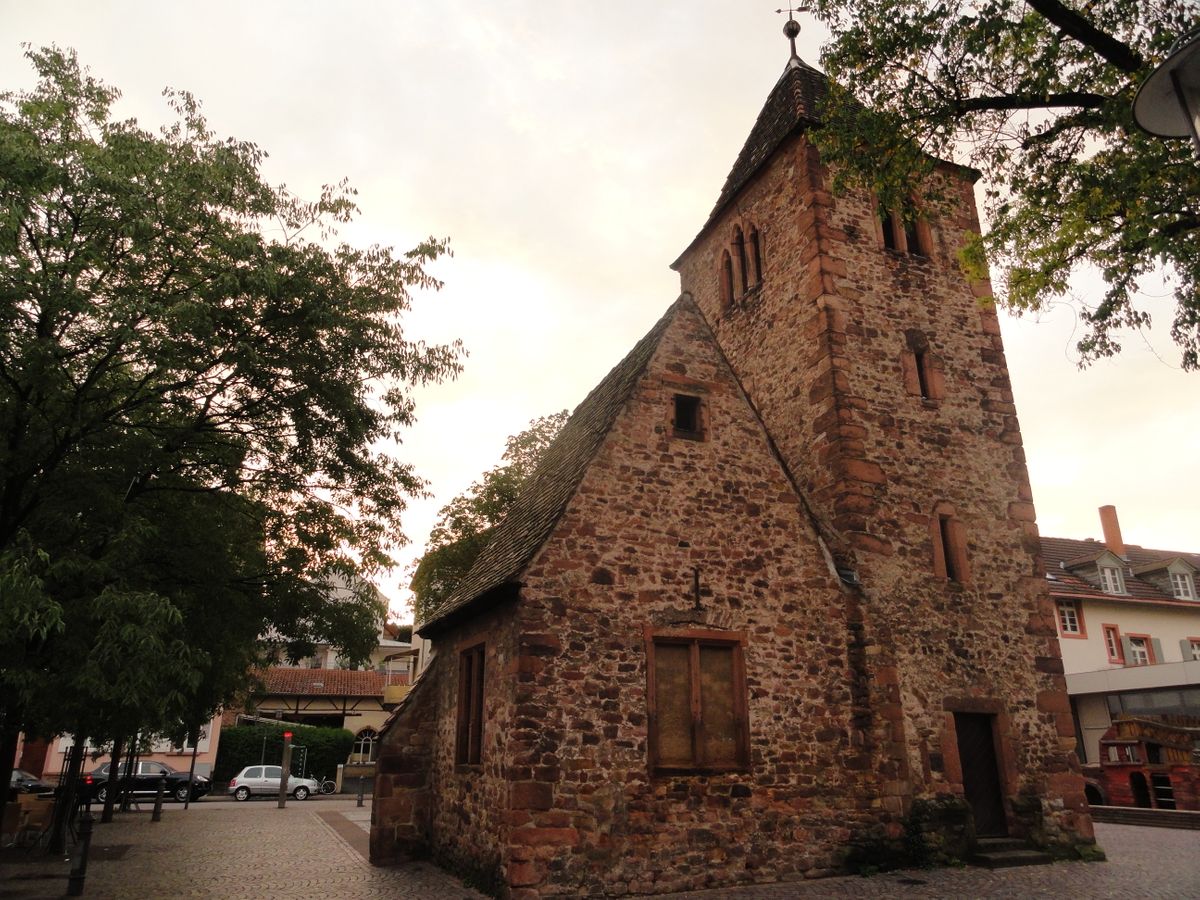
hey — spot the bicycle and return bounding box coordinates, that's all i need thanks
[315,775,337,795]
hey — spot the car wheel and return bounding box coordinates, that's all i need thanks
[234,786,250,801]
[95,786,107,804]
[293,786,309,801]
[173,785,191,803]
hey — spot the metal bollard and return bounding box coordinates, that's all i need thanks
[66,811,95,896]
[151,776,166,822]
[357,776,364,807]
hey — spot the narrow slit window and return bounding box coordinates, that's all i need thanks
[937,513,967,583]
[720,252,734,311]
[673,394,702,439]
[749,227,763,285]
[903,217,923,255]
[915,348,931,399]
[880,209,899,250]
[734,227,749,296]
[455,643,485,765]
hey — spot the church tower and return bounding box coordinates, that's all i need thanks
[672,22,1093,846]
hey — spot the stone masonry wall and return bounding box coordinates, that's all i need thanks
[373,600,521,888]
[372,665,437,864]
[501,299,893,896]
[674,132,1093,850]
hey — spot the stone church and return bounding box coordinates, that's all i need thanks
[371,36,1097,898]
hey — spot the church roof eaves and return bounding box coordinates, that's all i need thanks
[417,299,683,638]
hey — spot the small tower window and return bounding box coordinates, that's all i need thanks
[673,394,703,439]
[931,504,969,584]
[915,348,932,399]
[904,217,924,256]
[749,226,763,286]
[720,251,734,311]
[733,227,749,296]
[880,208,899,251]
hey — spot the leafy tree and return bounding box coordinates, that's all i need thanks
[807,1,1200,368]
[410,411,568,623]
[0,47,462,793]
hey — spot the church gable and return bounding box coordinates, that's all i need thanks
[505,296,879,893]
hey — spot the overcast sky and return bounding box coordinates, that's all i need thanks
[3,2,1196,621]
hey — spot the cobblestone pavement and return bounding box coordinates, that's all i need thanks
[0,797,485,899]
[3,803,1197,899]
[656,824,1200,900]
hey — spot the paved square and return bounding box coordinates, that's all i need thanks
[2,798,1197,898]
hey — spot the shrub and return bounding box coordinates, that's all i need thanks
[214,724,355,783]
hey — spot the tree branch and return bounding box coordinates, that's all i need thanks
[1025,0,1144,73]
[950,91,1108,115]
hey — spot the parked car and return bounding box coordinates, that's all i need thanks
[83,760,211,803]
[227,765,320,801]
[10,768,56,795]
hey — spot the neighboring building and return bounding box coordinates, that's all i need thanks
[20,711,225,782]
[1045,505,1200,809]
[371,40,1095,896]
[241,622,415,767]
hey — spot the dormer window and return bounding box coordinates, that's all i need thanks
[1170,572,1196,600]
[1099,565,1126,595]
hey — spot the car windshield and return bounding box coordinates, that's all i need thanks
[11,769,37,781]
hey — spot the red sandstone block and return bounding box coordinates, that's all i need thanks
[511,781,554,810]
[1007,501,1036,522]
[509,827,580,847]
[840,459,886,485]
[508,860,542,888]
[1036,689,1071,714]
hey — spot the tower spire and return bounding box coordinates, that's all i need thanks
[776,5,809,70]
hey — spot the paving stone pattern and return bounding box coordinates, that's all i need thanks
[3,808,1196,899]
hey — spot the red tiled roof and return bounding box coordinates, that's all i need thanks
[254,667,385,697]
[1040,536,1200,607]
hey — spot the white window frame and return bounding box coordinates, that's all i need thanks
[1055,599,1081,635]
[1103,626,1122,662]
[1190,639,1200,662]
[1098,565,1126,594]
[1170,572,1196,600]
[1127,636,1151,666]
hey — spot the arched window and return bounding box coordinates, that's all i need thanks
[904,216,924,256]
[720,251,734,311]
[352,728,379,763]
[733,227,749,296]
[879,208,899,250]
[748,226,763,285]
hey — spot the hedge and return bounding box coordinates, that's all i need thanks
[213,724,355,784]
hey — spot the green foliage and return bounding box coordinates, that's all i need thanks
[212,723,355,784]
[809,1,1200,368]
[0,47,461,764]
[410,411,568,623]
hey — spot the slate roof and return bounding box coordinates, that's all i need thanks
[255,667,386,697]
[417,299,683,637]
[672,60,829,268]
[1040,536,1200,606]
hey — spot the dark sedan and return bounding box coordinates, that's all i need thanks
[10,768,56,795]
[83,760,211,803]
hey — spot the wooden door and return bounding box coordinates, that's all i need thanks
[954,713,1007,836]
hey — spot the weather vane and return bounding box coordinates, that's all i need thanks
[776,5,809,62]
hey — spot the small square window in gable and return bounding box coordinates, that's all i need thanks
[673,394,703,440]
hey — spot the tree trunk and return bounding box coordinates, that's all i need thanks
[48,739,84,854]
[100,736,124,824]
[120,737,139,813]
[0,718,20,804]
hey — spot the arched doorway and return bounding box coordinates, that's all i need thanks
[1083,783,1105,807]
[1129,771,1152,808]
